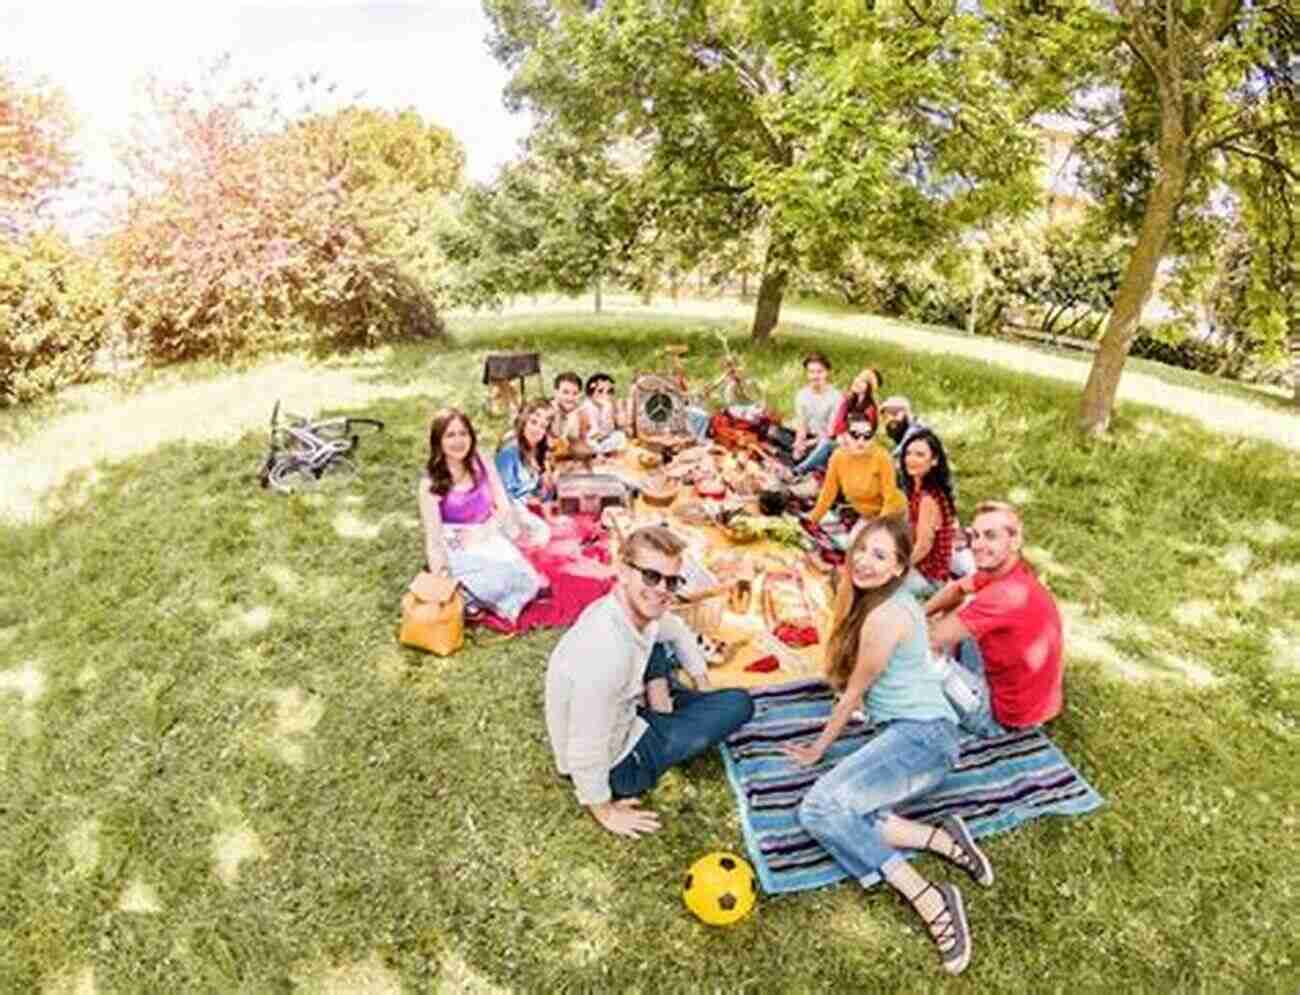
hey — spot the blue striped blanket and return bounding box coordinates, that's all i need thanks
[720,679,1105,895]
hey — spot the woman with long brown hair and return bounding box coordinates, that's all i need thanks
[784,516,992,976]
[417,407,543,623]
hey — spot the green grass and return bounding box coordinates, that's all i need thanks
[2,315,1299,992]
[786,289,1297,413]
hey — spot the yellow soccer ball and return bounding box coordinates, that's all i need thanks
[682,851,758,926]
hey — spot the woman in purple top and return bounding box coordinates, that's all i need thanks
[417,408,543,624]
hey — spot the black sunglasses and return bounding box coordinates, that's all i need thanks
[624,560,686,593]
[847,428,875,441]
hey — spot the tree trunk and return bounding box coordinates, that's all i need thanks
[751,267,787,342]
[751,234,791,342]
[593,274,602,314]
[741,271,749,300]
[1290,323,1300,407]
[1079,105,1190,435]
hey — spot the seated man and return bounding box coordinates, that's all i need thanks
[791,351,843,476]
[926,501,1063,737]
[549,371,592,444]
[545,525,755,838]
[880,395,932,484]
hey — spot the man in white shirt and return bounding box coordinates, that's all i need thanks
[545,525,755,838]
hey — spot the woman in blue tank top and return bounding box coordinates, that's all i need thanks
[783,516,993,976]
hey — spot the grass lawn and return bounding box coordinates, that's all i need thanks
[2,314,1298,993]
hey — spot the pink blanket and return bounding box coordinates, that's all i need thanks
[477,514,616,634]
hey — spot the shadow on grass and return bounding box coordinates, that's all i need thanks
[1,321,1298,993]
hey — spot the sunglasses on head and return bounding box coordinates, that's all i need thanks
[624,560,686,593]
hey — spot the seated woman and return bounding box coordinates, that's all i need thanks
[785,516,992,976]
[581,372,628,454]
[901,429,958,598]
[807,409,907,527]
[417,407,545,624]
[827,367,881,438]
[494,399,554,545]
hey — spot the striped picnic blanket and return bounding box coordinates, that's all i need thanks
[720,679,1105,894]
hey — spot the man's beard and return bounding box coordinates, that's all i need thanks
[885,418,909,444]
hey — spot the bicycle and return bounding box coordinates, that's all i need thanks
[700,329,764,407]
[257,401,385,494]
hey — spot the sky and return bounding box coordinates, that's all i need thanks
[2,0,532,231]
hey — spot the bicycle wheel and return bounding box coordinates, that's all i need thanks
[267,458,318,495]
[316,454,358,485]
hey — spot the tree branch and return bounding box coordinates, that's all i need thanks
[1221,142,1300,181]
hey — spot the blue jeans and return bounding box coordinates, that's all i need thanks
[793,438,835,475]
[609,644,755,798]
[943,639,1011,739]
[798,718,960,880]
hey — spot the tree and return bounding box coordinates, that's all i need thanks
[294,106,465,196]
[0,62,77,236]
[1063,0,1300,430]
[111,61,460,362]
[484,0,1048,341]
[441,131,648,311]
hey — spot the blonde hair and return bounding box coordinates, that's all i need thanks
[623,525,686,564]
[972,500,1023,539]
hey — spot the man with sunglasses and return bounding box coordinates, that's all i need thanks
[544,526,755,838]
[924,501,1063,737]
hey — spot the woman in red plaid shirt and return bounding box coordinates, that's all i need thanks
[901,428,957,597]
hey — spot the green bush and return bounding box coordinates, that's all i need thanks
[0,232,110,406]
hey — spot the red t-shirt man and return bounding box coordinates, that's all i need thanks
[957,561,1063,727]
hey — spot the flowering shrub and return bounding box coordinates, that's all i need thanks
[0,232,110,406]
[111,66,461,364]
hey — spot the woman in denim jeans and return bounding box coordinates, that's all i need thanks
[784,516,994,976]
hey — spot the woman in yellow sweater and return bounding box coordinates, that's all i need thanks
[808,411,907,525]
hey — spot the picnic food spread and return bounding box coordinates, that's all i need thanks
[576,439,836,688]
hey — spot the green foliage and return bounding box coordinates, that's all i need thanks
[984,222,1129,339]
[110,62,458,365]
[483,0,1051,334]
[0,232,110,406]
[294,105,465,196]
[442,143,647,308]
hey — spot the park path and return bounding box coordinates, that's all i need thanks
[497,295,1299,452]
[2,298,1294,523]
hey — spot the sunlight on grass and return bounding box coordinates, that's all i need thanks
[212,823,266,885]
[1060,601,1220,686]
[0,357,436,524]
[263,686,325,767]
[64,819,100,877]
[333,510,382,540]
[1251,518,1295,544]
[1222,543,1252,575]
[437,951,512,994]
[1270,629,1300,673]
[216,604,274,638]
[1170,599,1238,632]
[41,965,96,995]
[0,659,45,737]
[293,952,402,995]
[116,878,161,914]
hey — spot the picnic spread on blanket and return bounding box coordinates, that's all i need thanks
[411,347,1103,956]
[595,442,840,689]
